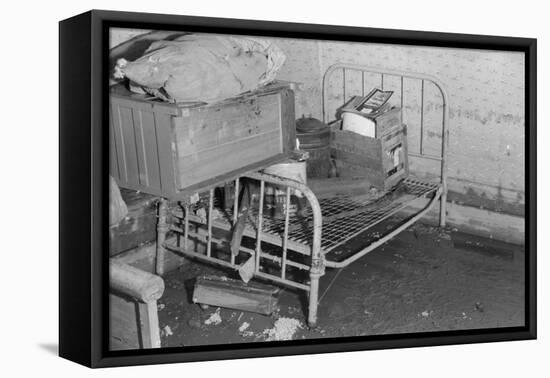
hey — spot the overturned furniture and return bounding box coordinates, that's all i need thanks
[161,65,449,327]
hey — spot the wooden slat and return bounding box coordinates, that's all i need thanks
[193,276,278,315]
[133,109,161,191]
[173,95,280,152]
[279,88,296,154]
[111,95,182,116]
[176,130,282,189]
[332,130,383,162]
[111,101,128,182]
[138,302,161,349]
[132,109,149,187]
[153,113,176,195]
[109,108,120,180]
[119,106,140,187]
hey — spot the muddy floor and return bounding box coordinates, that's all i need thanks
[157,222,525,347]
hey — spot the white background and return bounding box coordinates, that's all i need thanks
[0,0,546,376]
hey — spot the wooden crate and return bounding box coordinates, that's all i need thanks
[110,85,296,199]
[331,123,409,191]
[371,107,402,138]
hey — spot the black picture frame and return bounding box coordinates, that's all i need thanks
[59,9,537,368]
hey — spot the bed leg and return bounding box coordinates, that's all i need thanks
[308,274,320,328]
[156,198,169,276]
[439,190,447,227]
[308,257,324,328]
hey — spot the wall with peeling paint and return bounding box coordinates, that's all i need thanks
[110,29,525,224]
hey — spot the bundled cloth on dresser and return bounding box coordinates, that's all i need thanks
[113,34,286,103]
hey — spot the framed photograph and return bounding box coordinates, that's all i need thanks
[59,9,536,368]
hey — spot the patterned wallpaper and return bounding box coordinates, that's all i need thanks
[317,42,525,215]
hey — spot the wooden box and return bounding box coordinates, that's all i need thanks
[370,107,402,138]
[110,85,296,199]
[331,123,409,191]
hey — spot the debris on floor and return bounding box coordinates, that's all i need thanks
[193,275,279,315]
[475,302,484,312]
[238,256,255,283]
[238,321,256,338]
[204,308,222,326]
[162,325,173,337]
[263,317,302,341]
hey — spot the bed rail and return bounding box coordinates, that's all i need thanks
[322,64,449,226]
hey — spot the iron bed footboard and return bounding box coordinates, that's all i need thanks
[161,171,442,327]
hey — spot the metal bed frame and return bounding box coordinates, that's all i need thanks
[156,64,450,327]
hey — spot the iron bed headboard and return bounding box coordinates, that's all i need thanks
[321,64,450,226]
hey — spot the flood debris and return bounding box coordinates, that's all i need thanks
[238,256,255,283]
[237,322,257,338]
[239,322,250,332]
[204,308,222,325]
[193,275,279,315]
[163,325,173,336]
[475,301,484,312]
[263,317,302,341]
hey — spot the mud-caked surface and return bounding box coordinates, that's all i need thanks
[157,223,525,347]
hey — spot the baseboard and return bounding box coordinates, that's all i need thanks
[404,198,525,245]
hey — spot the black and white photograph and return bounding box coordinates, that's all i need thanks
[106,25,529,351]
[3,0,548,374]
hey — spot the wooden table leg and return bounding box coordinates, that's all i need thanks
[138,301,161,349]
